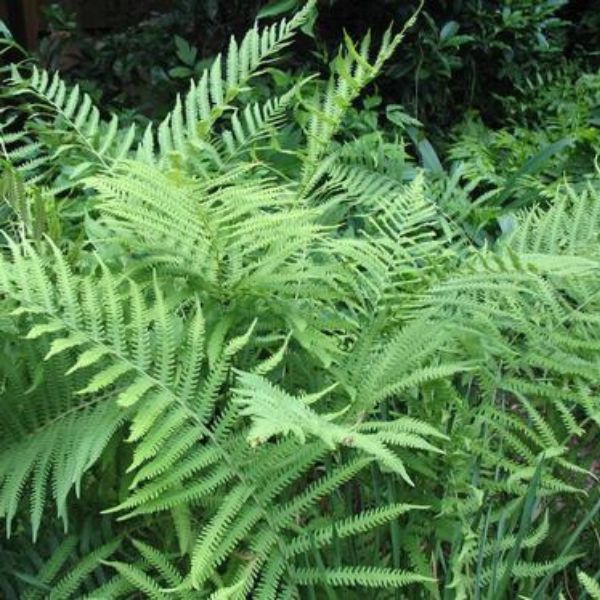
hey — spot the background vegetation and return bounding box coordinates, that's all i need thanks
[0,0,599,598]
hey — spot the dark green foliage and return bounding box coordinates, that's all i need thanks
[34,1,599,129]
[37,0,267,119]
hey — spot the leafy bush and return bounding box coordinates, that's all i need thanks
[1,2,600,598]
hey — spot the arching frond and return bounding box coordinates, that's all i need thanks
[136,0,316,167]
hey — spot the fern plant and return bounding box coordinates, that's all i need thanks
[1,3,600,598]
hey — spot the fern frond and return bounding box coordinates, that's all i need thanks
[293,566,431,589]
[234,371,445,482]
[0,340,126,536]
[102,561,168,599]
[19,537,121,600]
[578,571,600,599]
[5,66,135,186]
[221,89,296,161]
[301,12,419,188]
[137,1,316,166]
[284,503,427,558]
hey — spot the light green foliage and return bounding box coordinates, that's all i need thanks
[0,4,599,599]
[578,571,600,599]
[1,66,136,189]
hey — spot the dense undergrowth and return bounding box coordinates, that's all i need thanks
[1,1,600,598]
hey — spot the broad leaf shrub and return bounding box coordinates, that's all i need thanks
[1,4,600,598]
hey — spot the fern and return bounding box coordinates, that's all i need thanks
[0,325,126,537]
[2,66,135,188]
[0,532,122,600]
[293,566,432,588]
[1,3,600,598]
[0,238,429,595]
[137,1,316,167]
[579,571,600,599]
[233,370,444,483]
